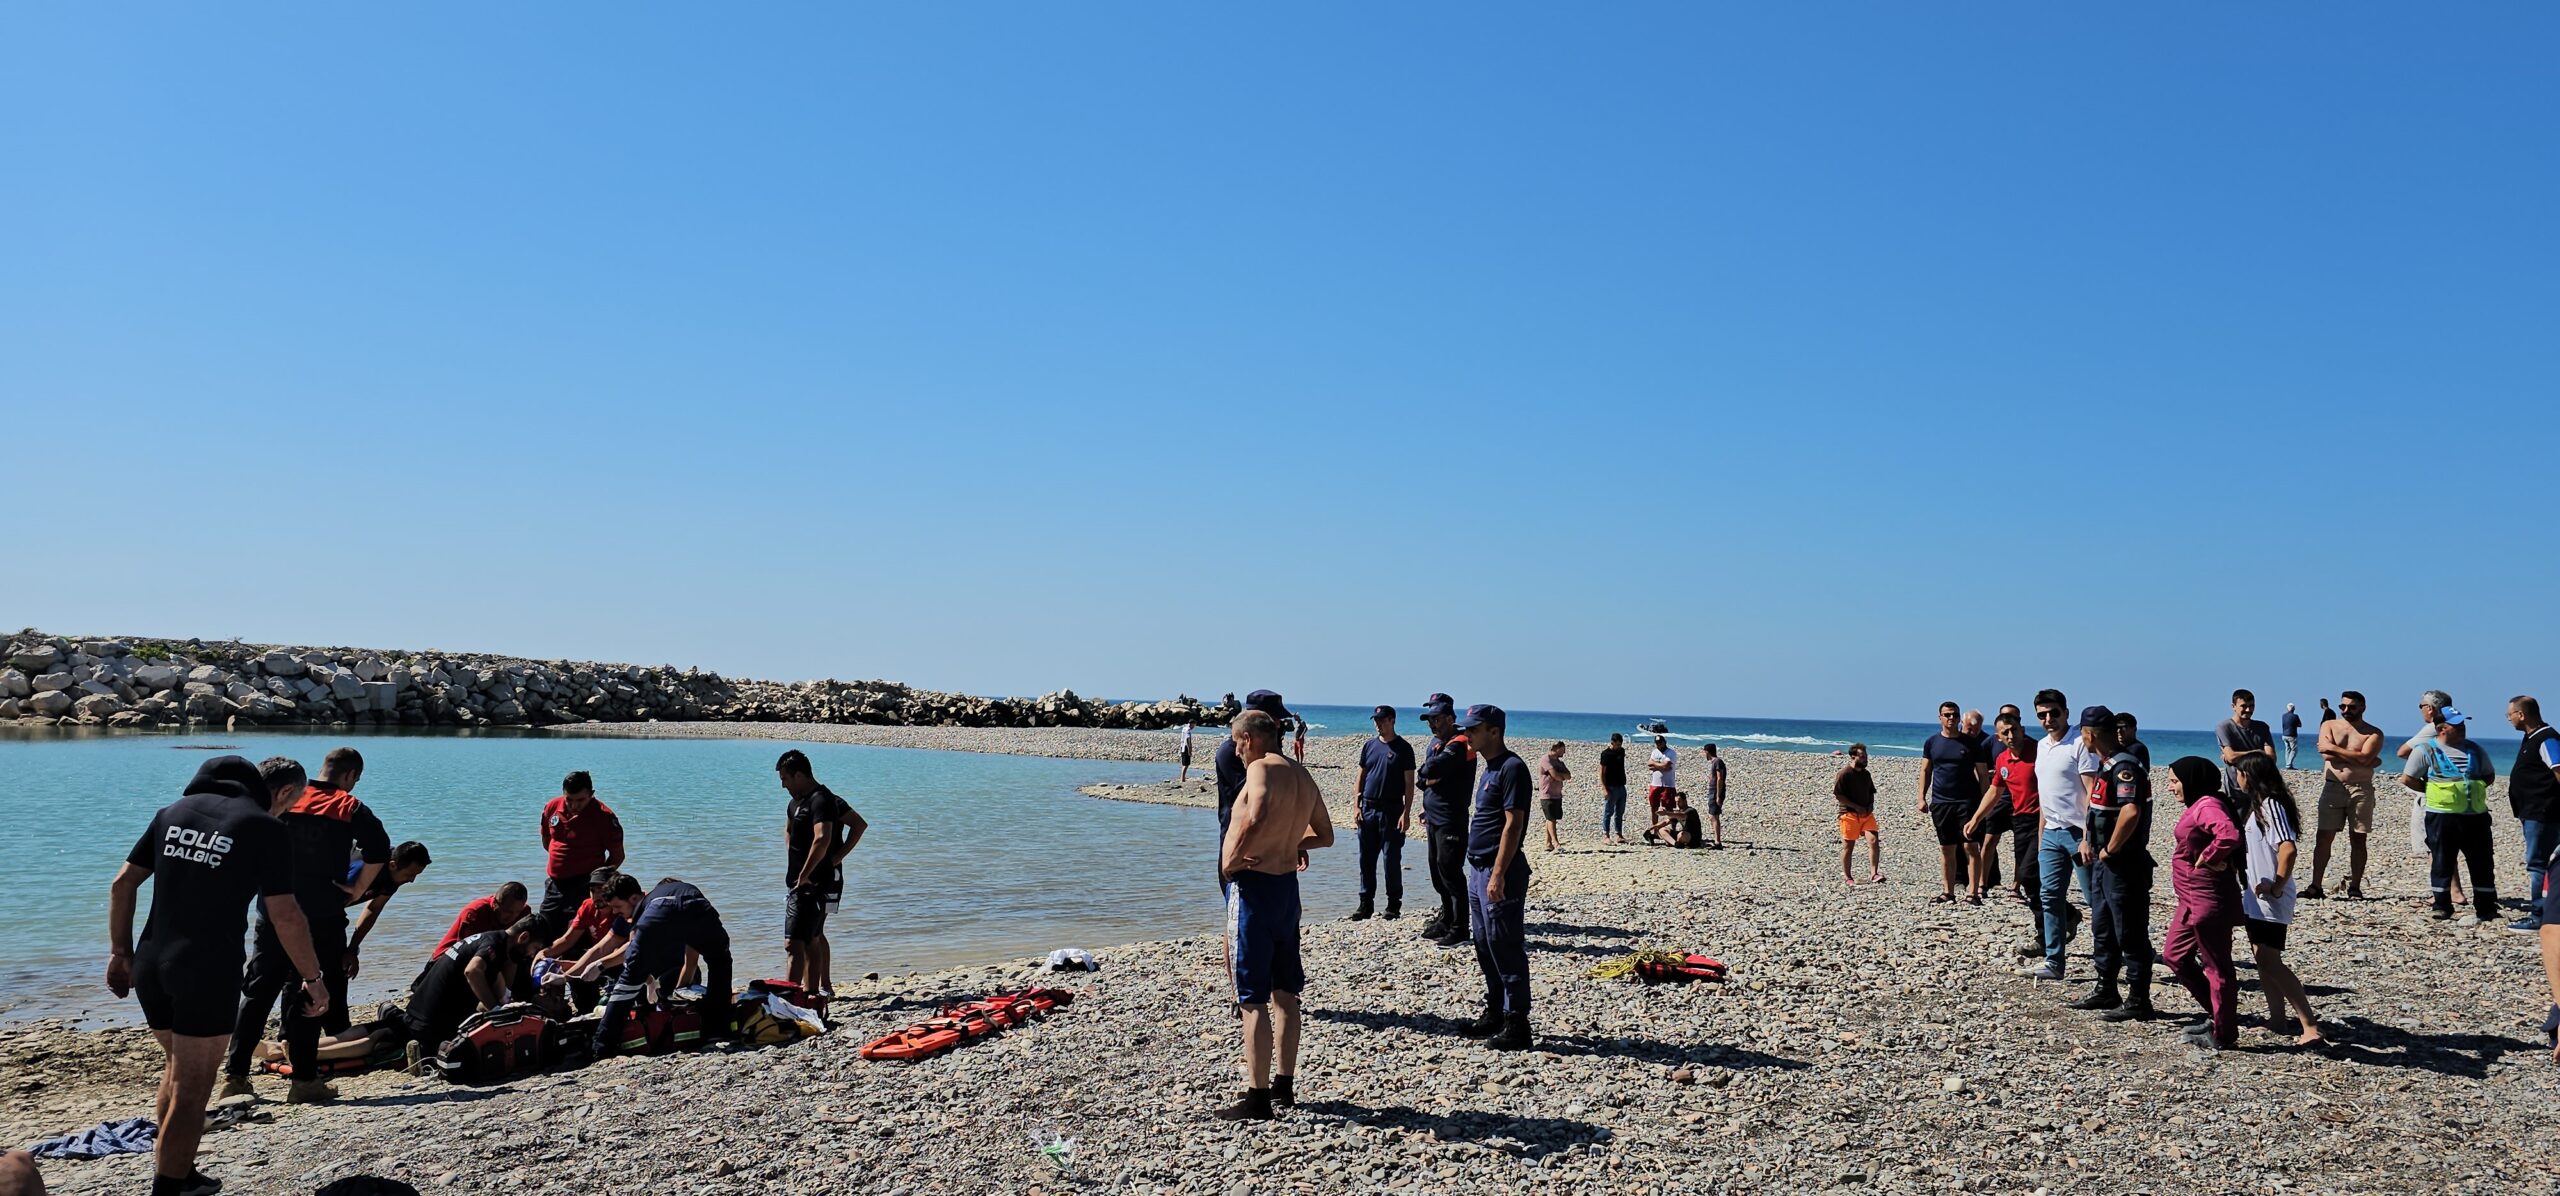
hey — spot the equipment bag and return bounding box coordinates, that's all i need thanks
[433,1002,562,1084]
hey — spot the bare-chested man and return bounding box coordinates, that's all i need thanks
[1215,709,1335,1121]
[2307,690,2385,899]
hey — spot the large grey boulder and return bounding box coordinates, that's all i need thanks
[9,646,60,673]
[77,679,118,697]
[330,673,364,702]
[29,690,73,716]
[76,641,127,657]
[134,664,182,692]
[33,672,74,693]
[353,656,387,682]
[363,681,397,712]
[225,681,260,702]
[0,698,16,719]
[72,693,123,719]
[185,665,224,685]
[261,651,306,677]
[0,670,25,698]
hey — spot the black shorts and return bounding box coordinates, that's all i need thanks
[784,887,835,942]
[2243,918,2289,950]
[134,951,239,1038]
[1541,798,1564,823]
[1967,808,2011,842]
[1928,804,1971,847]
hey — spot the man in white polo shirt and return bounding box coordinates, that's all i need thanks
[2022,688,2099,982]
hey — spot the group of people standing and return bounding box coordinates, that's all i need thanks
[1846,686,2560,1054]
[105,746,865,1196]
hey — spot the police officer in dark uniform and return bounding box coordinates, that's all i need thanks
[1416,694,1478,945]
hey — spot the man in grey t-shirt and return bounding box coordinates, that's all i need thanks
[2217,689,2275,794]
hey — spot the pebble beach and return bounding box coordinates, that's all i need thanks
[11,726,2554,1195]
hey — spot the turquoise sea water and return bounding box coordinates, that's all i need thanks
[1,729,1368,1024]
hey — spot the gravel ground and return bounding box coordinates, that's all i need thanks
[17,731,2556,1195]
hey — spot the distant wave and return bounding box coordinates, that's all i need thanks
[1637,725,1922,754]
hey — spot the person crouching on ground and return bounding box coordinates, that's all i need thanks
[1835,745,1882,884]
[403,916,544,1067]
[1642,792,1702,848]
[2160,756,2244,1050]
[1216,709,1334,1121]
[593,878,734,1058]
[1460,705,1536,1050]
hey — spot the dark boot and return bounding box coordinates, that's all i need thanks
[1271,1075,1295,1108]
[1347,899,1373,922]
[2068,984,2122,1011]
[1382,900,1401,920]
[2100,994,2157,1022]
[1458,1006,1504,1039]
[1487,1014,1532,1051]
[1213,1088,1275,1122]
[1419,915,1448,939]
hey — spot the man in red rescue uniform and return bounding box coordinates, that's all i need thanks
[537,771,624,940]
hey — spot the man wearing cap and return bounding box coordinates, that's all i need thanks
[1216,690,1295,882]
[1350,705,1417,921]
[2400,706,2500,924]
[1415,694,1477,945]
[1457,705,1536,1050]
[2070,706,2159,1021]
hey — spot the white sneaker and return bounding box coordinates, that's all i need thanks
[2016,962,2066,981]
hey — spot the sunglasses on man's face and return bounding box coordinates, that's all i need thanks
[2035,709,2064,722]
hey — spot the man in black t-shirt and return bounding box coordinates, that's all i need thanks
[777,750,866,997]
[1919,702,1992,904]
[223,746,391,1103]
[108,755,331,1196]
[1599,733,1629,845]
[404,918,544,1059]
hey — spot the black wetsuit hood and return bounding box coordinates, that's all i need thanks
[183,755,269,806]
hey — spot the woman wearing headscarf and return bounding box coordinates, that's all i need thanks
[2231,755,2325,1047]
[2160,756,2245,1049]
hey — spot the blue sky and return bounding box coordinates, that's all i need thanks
[5,5,2553,728]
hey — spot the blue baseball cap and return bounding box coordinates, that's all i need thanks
[2077,705,2115,730]
[1244,690,1290,719]
[2442,708,2469,726]
[1461,704,1506,731]
[1370,704,1395,720]
[1420,693,1456,719]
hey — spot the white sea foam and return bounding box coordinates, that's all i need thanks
[1631,724,1921,754]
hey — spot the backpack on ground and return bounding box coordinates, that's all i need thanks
[433,1002,562,1084]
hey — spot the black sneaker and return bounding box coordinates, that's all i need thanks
[1382,903,1401,920]
[1271,1075,1295,1108]
[2099,1002,2157,1023]
[2429,906,2456,921]
[2300,885,2327,900]
[1418,917,1448,939]
[1436,927,1472,947]
[2068,987,2122,1011]
[1347,901,1374,922]
[1213,1088,1275,1122]
[1486,1014,1532,1051]
[1458,1007,1504,1039]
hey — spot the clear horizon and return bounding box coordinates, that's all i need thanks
[8,5,2553,728]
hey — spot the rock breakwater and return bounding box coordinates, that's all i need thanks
[0,631,1230,732]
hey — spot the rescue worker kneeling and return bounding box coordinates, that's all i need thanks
[593,877,733,1058]
[402,916,545,1071]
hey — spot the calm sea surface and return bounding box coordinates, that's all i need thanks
[2,728,1366,1024]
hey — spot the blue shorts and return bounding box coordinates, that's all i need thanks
[1226,870,1304,1005]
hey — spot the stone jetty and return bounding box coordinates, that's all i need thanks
[0,631,1229,731]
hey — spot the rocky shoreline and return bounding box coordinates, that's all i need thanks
[0,631,1226,731]
[13,729,2551,1195]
